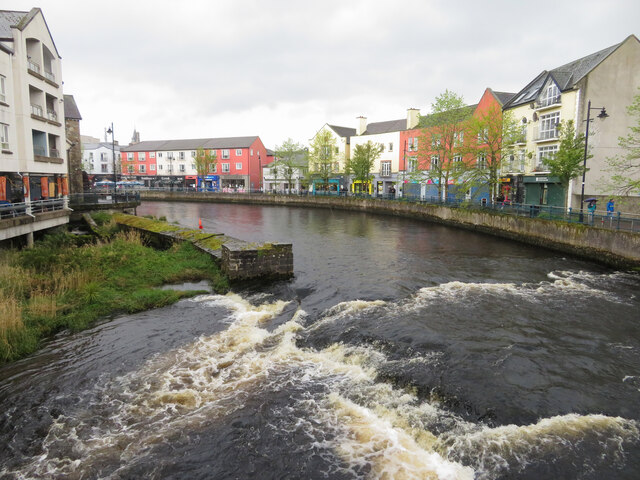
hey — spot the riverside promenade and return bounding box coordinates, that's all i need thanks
[139,191,640,269]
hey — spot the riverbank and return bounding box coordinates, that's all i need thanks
[0,217,228,363]
[139,191,640,269]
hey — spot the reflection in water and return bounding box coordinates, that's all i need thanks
[0,202,639,479]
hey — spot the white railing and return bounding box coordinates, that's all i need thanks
[28,60,41,74]
[44,70,55,82]
[535,95,561,108]
[47,109,57,121]
[31,104,43,117]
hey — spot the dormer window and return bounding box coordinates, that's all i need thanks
[538,81,561,108]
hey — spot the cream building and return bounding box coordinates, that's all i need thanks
[503,35,640,210]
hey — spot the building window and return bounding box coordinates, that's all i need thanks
[89,152,94,161]
[453,154,462,163]
[179,164,185,172]
[127,165,134,173]
[388,142,393,152]
[211,164,217,173]
[477,128,488,144]
[127,153,134,160]
[381,161,391,176]
[0,75,6,104]
[222,149,230,159]
[101,164,108,173]
[138,153,145,161]
[250,149,254,156]
[407,157,417,173]
[150,152,156,158]
[158,164,163,170]
[191,163,195,170]
[477,153,487,168]
[539,112,560,140]
[454,131,464,146]
[100,152,108,161]
[430,155,439,168]
[179,152,185,160]
[222,163,230,172]
[157,152,162,158]
[150,164,155,171]
[539,82,560,107]
[235,149,242,156]
[191,151,196,157]
[167,152,174,159]
[236,162,242,170]
[139,164,146,173]
[537,145,558,169]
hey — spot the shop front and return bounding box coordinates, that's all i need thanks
[523,175,564,207]
[220,175,248,193]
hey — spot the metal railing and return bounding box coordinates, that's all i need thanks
[0,199,65,219]
[44,70,55,82]
[28,60,41,74]
[31,104,43,117]
[68,192,140,207]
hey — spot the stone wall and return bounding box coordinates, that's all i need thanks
[139,191,640,268]
[221,241,294,281]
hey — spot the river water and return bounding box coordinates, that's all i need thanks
[1,201,639,479]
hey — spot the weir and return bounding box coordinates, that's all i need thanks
[111,213,293,282]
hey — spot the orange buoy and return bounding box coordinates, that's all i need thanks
[198,218,203,229]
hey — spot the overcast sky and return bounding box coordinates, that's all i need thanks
[8,0,640,148]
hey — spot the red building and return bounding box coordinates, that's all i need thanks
[120,136,269,190]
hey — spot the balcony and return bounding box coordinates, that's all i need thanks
[44,70,55,83]
[31,104,44,117]
[49,148,60,158]
[533,126,559,142]
[47,109,57,122]
[28,60,41,74]
[534,95,561,111]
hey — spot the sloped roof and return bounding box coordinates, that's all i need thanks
[362,119,407,135]
[63,94,82,120]
[327,124,356,138]
[0,8,61,58]
[504,38,629,109]
[120,136,259,152]
[83,142,121,151]
[491,90,516,106]
[0,10,27,39]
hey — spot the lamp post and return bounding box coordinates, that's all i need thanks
[106,123,116,194]
[578,100,608,221]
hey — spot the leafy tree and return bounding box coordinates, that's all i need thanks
[544,120,589,208]
[309,130,338,190]
[194,148,217,191]
[345,141,383,192]
[604,89,640,196]
[415,90,471,200]
[275,138,307,194]
[461,104,520,201]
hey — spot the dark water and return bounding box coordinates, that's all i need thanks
[1,201,639,479]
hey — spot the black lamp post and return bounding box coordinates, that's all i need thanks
[106,123,116,194]
[578,100,608,221]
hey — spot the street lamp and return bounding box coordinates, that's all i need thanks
[106,123,116,194]
[579,100,608,221]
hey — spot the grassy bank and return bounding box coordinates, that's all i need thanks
[0,225,228,363]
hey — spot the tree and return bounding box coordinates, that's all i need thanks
[275,138,307,194]
[415,90,471,201]
[345,141,383,193]
[461,104,520,201]
[604,89,640,196]
[544,120,589,208]
[194,148,217,192]
[309,130,338,190]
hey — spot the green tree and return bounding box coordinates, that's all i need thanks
[345,141,383,193]
[309,130,338,190]
[462,104,520,201]
[415,90,471,200]
[544,120,589,208]
[275,138,307,194]
[604,89,640,196]
[194,148,217,191]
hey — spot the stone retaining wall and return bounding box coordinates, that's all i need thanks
[140,191,640,268]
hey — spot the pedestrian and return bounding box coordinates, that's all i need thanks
[606,198,615,219]
[588,200,597,224]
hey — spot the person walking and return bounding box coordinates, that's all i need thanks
[606,199,615,219]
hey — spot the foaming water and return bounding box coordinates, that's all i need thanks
[4,285,639,479]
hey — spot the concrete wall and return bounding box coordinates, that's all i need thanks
[221,241,293,281]
[140,191,640,268]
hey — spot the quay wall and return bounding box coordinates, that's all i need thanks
[139,191,640,269]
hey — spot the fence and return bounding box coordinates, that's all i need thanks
[0,198,65,219]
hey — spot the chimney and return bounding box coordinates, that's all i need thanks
[356,116,367,136]
[407,108,420,129]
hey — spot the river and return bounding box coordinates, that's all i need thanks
[1,200,639,479]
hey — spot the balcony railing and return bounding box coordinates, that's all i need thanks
[33,145,46,156]
[535,95,561,109]
[47,109,57,121]
[44,70,55,82]
[533,126,559,142]
[49,148,60,158]
[31,104,43,117]
[28,60,41,74]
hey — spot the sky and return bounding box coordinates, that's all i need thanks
[7,0,640,149]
